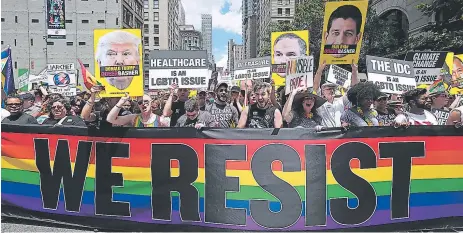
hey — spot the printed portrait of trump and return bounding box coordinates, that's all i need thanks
[325,5,363,58]
[95,30,140,90]
[273,33,307,78]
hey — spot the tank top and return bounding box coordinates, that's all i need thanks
[246,104,277,128]
[133,114,160,128]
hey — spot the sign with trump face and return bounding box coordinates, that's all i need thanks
[94,29,144,97]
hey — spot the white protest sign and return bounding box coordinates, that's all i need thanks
[46,63,77,97]
[149,51,209,89]
[405,51,448,85]
[233,57,271,80]
[285,56,314,94]
[327,65,352,89]
[17,71,30,90]
[366,55,416,94]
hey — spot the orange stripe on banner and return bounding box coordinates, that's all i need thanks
[2,133,463,170]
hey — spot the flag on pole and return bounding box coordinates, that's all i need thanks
[1,47,15,95]
[78,59,101,90]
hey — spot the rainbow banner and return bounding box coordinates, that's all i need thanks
[2,125,463,231]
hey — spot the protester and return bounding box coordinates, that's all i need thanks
[446,105,463,127]
[42,97,86,126]
[81,86,120,129]
[197,89,208,111]
[204,82,239,128]
[341,81,381,127]
[167,87,190,126]
[375,94,397,126]
[429,91,449,111]
[394,88,438,126]
[282,86,326,129]
[175,97,216,128]
[20,92,42,118]
[2,95,38,124]
[106,93,170,127]
[151,98,163,116]
[230,86,244,114]
[238,82,283,128]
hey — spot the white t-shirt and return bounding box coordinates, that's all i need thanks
[1,108,10,121]
[316,96,349,128]
[394,110,438,126]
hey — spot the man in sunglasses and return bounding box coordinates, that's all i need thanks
[204,82,239,128]
[2,95,38,124]
[374,93,397,126]
[175,97,216,128]
[167,87,190,126]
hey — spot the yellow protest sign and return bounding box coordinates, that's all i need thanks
[451,54,463,89]
[320,1,368,65]
[94,29,144,97]
[271,30,310,87]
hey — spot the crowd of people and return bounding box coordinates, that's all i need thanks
[2,62,462,130]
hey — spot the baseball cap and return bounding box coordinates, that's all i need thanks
[377,93,389,100]
[321,83,337,89]
[216,82,229,91]
[231,86,240,92]
[19,93,35,101]
[198,88,207,94]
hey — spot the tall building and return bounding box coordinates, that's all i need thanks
[234,45,245,62]
[201,14,213,64]
[1,0,143,85]
[179,2,186,25]
[179,25,202,50]
[227,40,245,74]
[242,0,259,58]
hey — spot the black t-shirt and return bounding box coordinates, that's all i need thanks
[376,108,397,126]
[86,108,126,129]
[170,101,186,127]
[42,115,87,127]
[2,113,38,125]
[246,104,277,128]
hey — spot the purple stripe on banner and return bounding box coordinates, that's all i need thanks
[3,194,463,230]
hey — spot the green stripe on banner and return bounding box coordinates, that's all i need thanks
[3,168,463,200]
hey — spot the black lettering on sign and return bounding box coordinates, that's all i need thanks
[95,142,130,217]
[181,77,206,86]
[330,142,377,225]
[205,144,247,225]
[305,145,327,227]
[250,144,302,229]
[151,144,200,221]
[34,139,92,212]
[379,142,425,219]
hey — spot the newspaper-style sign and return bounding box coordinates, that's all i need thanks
[327,65,352,89]
[234,57,271,81]
[404,51,448,85]
[285,56,314,94]
[432,109,450,125]
[149,50,209,89]
[46,0,66,39]
[366,55,416,94]
[46,63,77,97]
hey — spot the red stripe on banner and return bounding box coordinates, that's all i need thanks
[2,133,463,171]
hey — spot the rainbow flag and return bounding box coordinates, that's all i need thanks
[1,47,15,95]
[1,128,463,231]
[78,59,101,90]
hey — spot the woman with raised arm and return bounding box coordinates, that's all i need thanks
[282,86,326,129]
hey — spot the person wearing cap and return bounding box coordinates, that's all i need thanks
[230,85,243,114]
[387,100,404,116]
[203,82,239,128]
[175,97,216,128]
[375,93,397,126]
[20,92,41,118]
[341,82,381,127]
[165,86,190,126]
[282,86,326,129]
[428,90,449,112]
[197,88,208,111]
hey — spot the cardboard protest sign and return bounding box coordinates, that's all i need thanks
[94,29,143,97]
[149,50,209,89]
[432,109,450,125]
[271,30,309,87]
[320,1,368,65]
[405,51,448,85]
[366,55,415,94]
[234,57,271,81]
[285,56,314,94]
[46,63,77,97]
[327,65,352,89]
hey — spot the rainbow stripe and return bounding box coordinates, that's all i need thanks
[2,132,463,230]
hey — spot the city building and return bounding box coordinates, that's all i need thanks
[201,14,213,64]
[1,0,143,85]
[179,1,186,25]
[234,44,245,62]
[227,39,245,74]
[179,25,202,50]
[242,0,259,58]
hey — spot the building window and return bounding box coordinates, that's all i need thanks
[15,16,18,23]
[116,17,119,25]
[153,0,159,9]
[144,0,148,9]
[31,39,33,46]
[1,41,3,45]
[144,12,149,21]
[154,37,159,46]
[47,41,54,45]
[65,19,72,23]
[82,0,88,1]
[14,39,17,46]
[144,37,149,46]
[1,18,4,22]
[32,19,39,23]
[14,62,17,69]
[84,64,89,68]
[82,19,89,23]
[123,7,133,27]
[135,20,142,29]
[79,42,86,45]
[154,12,159,21]
[285,8,290,16]
[278,0,282,4]
[67,42,73,46]
[98,20,105,23]
[277,8,282,16]
[153,24,159,34]
[144,24,149,33]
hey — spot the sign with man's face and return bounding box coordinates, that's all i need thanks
[320,1,368,65]
[94,29,143,97]
[271,30,309,87]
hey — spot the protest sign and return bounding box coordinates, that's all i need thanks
[452,54,463,88]
[16,69,29,91]
[46,0,66,39]
[432,109,450,125]
[94,29,143,97]
[320,1,368,65]
[149,50,209,89]
[234,57,271,81]
[2,125,463,231]
[367,55,416,94]
[271,30,309,87]
[327,65,352,89]
[46,63,77,97]
[285,56,314,94]
[405,51,448,85]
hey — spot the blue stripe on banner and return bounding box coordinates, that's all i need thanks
[2,181,463,215]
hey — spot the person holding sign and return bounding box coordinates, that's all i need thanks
[394,88,438,126]
[282,86,326,129]
[341,82,381,127]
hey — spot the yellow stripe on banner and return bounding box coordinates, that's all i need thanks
[2,157,463,186]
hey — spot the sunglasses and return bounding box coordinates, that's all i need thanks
[51,105,64,110]
[138,100,151,105]
[6,103,21,107]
